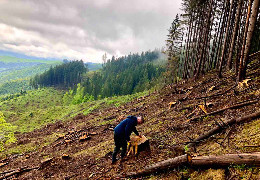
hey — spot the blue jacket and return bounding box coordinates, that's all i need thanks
[114,116,139,141]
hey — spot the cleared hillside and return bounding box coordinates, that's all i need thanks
[0,58,259,179]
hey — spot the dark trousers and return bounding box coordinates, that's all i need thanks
[112,132,127,162]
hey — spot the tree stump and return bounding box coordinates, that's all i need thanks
[127,135,150,156]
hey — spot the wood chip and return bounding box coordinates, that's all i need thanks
[169,102,177,109]
[62,154,70,160]
[89,132,97,135]
[198,105,207,114]
[79,135,91,142]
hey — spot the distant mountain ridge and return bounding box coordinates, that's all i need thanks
[0,50,60,61]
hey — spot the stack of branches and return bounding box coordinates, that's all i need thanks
[54,129,97,146]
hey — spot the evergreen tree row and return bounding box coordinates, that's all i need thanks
[81,50,165,99]
[30,50,166,101]
[30,60,87,88]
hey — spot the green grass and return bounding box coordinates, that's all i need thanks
[0,88,65,132]
[0,88,149,133]
[0,87,149,157]
[3,142,37,156]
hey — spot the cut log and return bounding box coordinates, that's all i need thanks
[188,111,260,147]
[125,153,260,178]
[188,99,259,122]
[191,152,260,167]
[126,154,191,177]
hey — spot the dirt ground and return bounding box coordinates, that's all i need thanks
[1,60,260,179]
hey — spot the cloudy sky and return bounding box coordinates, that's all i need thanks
[0,0,182,63]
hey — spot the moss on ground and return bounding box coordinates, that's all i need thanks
[190,169,225,180]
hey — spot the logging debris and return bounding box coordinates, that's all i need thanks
[188,99,259,122]
[188,111,260,148]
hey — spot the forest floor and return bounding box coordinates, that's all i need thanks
[0,59,260,179]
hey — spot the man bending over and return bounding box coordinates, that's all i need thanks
[112,115,143,164]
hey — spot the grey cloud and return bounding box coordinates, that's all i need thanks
[0,0,182,62]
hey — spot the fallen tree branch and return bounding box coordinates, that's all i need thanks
[188,111,260,148]
[0,162,8,168]
[0,166,39,180]
[125,152,260,178]
[220,127,233,146]
[0,169,15,175]
[188,99,259,122]
[244,145,260,148]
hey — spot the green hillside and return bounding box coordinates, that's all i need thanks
[0,87,148,133]
[0,56,60,64]
[0,64,60,84]
[0,56,62,95]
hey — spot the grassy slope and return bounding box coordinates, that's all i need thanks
[0,56,61,95]
[0,88,148,133]
[0,64,59,83]
[0,60,259,179]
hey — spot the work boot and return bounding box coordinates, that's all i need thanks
[120,157,128,163]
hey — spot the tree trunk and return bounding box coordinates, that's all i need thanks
[125,153,260,177]
[227,0,244,69]
[218,0,235,77]
[126,154,191,177]
[238,0,253,81]
[239,0,260,81]
[191,152,260,167]
[195,0,214,79]
[214,1,229,69]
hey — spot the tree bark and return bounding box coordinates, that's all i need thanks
[191,152,260,167]
[239,0,260,81]
[227,0,244,69]
[238,0,253,81]
[218,0,235,77]
[195,0,214,79]
[214,1,229,69]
